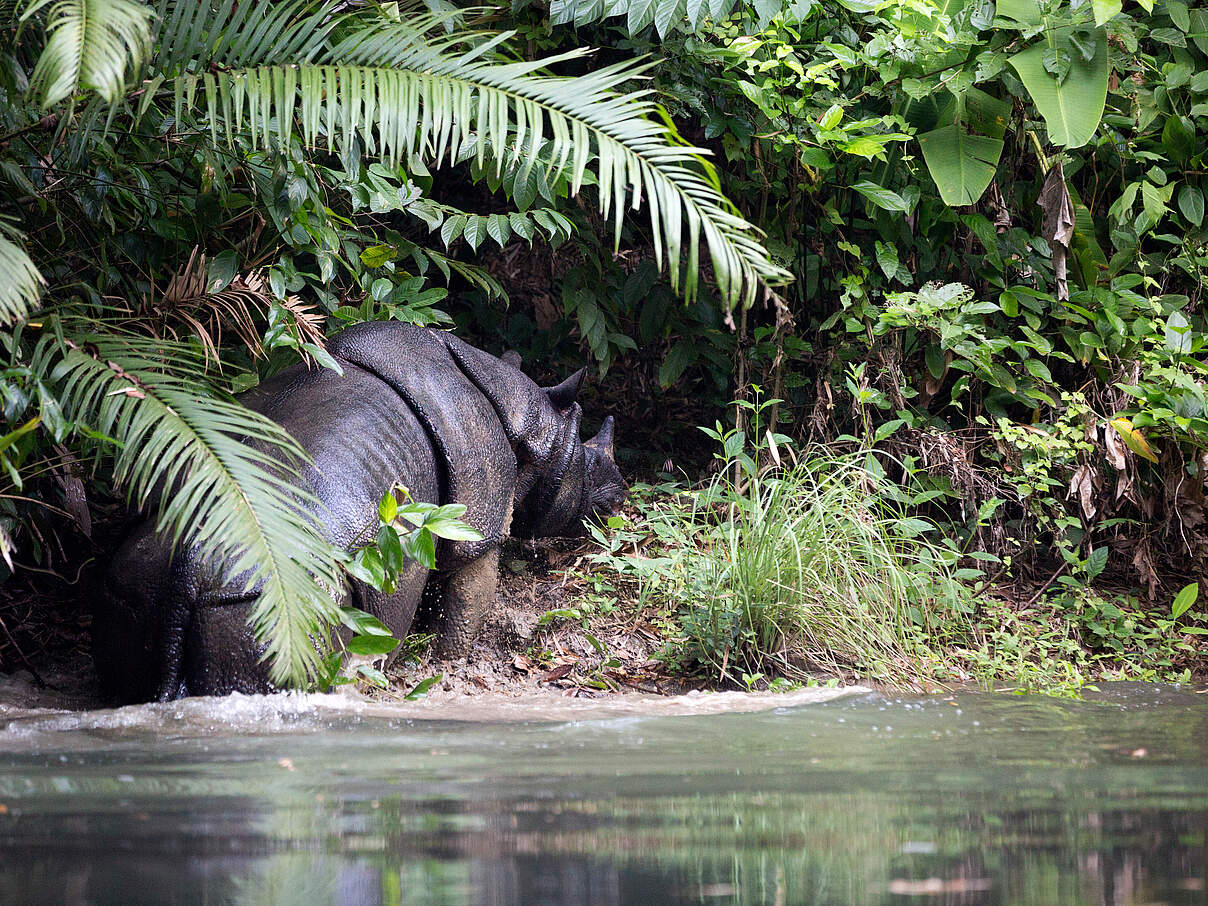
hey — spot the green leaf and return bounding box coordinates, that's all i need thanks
[1162,116,1196,165]
[1009,27,1109,148]
[1091,0,1121,25]
[851,181,911,213]
[1168,0,1190,32]
[347,633,401,656]
[627,0,657,33]
[1178,186,1204,226]
[424,518,484,542]
[1164,310,1191,354]
[486,213,511,248]
[463,216,486,251]
[378,491,398,524]
[0,227,44,325]
[405,526,437,569]
[167,8,791,308]
[340,608,395,637]
[28,0,154,106]
[370,277,392,301]
[405,673,443,700]
[1172,582,1198,619]
[355,665,389,688]
[1142,181,1174,227]
[996,0,1041,24]
[917,125,1004,206]
[1084,545,1108,579]
[360,244,397,268]
[925,344,947,380]
[207,250,238,293]
[818,103,843,130]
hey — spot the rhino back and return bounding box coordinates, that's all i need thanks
[242,360,441,551]
[328,323,516,562]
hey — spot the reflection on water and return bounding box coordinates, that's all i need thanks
[1,684,1206,905]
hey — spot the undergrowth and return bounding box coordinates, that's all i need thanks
[588,396,976,687]
[585,398,1208,697]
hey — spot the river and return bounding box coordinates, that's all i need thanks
[1,683,1205,904]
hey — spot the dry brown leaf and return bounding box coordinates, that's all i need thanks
[1067,464,1098,520]
[541,663,573,683]
[1037,162,1074,302]
[1104,424,1127,470]
[511,653,534,673]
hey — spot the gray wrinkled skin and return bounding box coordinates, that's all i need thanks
[93,323,625,703]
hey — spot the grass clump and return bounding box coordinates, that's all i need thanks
[590,399,976,688]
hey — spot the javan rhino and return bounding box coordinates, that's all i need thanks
[94,323,625,702]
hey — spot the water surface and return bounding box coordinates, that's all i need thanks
[1,684,1205,904]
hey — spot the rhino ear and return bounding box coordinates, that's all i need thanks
[501,350,522,368]
[586,415,615,459]
[545,367,586,412]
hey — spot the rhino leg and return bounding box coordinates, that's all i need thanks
[180,598,273,698]
[428,546,500,658]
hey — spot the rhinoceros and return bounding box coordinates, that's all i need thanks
[93,323,625,702]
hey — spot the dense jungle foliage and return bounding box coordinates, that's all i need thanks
[3,0,1207,690]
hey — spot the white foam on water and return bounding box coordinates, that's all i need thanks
[0,685,865,748]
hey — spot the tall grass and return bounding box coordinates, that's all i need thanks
[595,419,973,687]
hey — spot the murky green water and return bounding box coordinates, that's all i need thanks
[1,684,1206,905]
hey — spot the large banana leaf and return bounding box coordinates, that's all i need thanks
[916,87,1008,206]
[1009,26,1109,148]
[918,125,1004,206]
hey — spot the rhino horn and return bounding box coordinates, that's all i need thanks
[586,415,615,458]
[501,350,522,368]
[545,367,586,412]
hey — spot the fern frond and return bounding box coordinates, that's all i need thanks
[166,9,790,305]
[24,0,153,106]
[0,221,45,324]
[47,332,344,686]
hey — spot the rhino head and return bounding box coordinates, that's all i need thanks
[506,367,625,538]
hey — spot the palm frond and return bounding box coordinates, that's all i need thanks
[45,332,344,686]
[160,4,790,306]
[0,221,45,324]
[24,0,153,106]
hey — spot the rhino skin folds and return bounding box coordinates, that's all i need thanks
[93,323,625,703]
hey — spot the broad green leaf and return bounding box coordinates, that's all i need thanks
[1173,582,1199,619]
[1009,27,1109,148]
[918,124,1004,206]
[339,608,395,636]
[1178,186,1204,226]
[996,0,1042,25]
[1168,0,1190,32]
[1091,0,1121,25]
[627,0,657,33]
[851,181,911,212]
[818,103,843,130]
[347,634,401,656]
[1164,310,1191,354]
[654,0,684,36]
[1141,180,1174,227]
